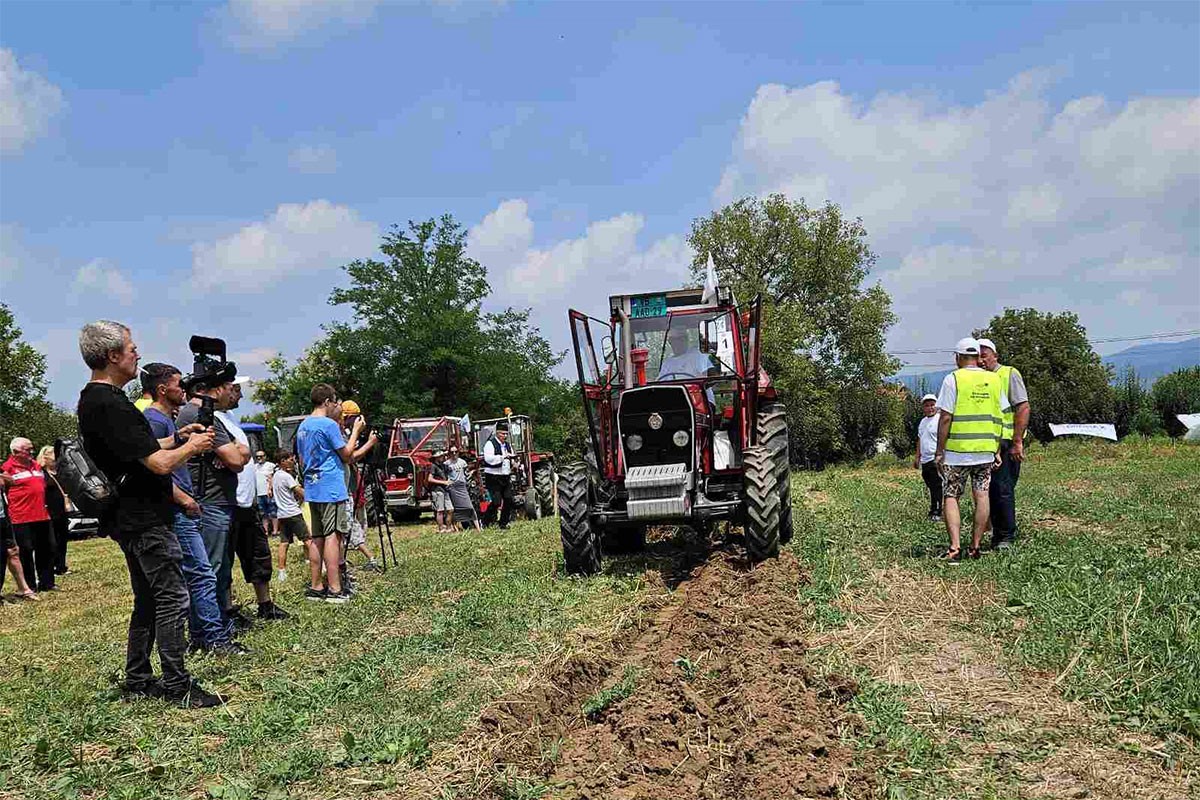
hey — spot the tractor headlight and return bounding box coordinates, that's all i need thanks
[673,430,689,447]
[626,434,644,451]
[647,413,663,430]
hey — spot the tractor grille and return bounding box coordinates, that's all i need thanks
[618,386,694,471]
[626,463,690,519]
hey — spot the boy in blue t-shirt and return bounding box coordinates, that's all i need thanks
[295,384,374,604]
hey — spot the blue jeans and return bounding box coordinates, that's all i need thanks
[198,503,234,618]
[174,510,232,648]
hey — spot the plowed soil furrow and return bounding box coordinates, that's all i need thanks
[406,543,871,799]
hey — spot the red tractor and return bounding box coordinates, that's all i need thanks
[472,413,556,519]
[559,285,792,575]
[383,416,483,521]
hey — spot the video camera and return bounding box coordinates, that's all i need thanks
[365,424,392,470]
[183,335,237,393]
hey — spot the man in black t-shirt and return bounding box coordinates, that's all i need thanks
[76,320,224,709]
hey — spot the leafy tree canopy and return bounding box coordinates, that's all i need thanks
[0,303,78,451]
[974,308,1113,442]
[689,195,900,465]
[253,216,581,457]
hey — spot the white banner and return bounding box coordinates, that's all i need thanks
[1049,423,1117,441]
[1178,414,1200,441]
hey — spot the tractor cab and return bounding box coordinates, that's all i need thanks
[561,283,791,575]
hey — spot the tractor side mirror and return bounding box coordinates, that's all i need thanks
[601,335,617,365]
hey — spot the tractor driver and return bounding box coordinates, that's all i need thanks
[658,326,713,381]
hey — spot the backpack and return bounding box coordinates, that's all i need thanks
[53,438,118,517]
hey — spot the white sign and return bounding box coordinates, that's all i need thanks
[1049,423,1117,441]
[1178,414,1200,441]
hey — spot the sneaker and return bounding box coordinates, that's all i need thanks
[362,561,384,573]
[122,680,164,701]
[992,537,1015,551]
[227,608,255,632]
[304,587,327,601]
[165,680,226,709]
[257,602,289,621]
[276,569,287,583]
[323,590,352,605]
[206,641,252,657]
[929,514,942,523]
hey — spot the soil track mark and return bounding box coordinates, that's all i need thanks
[405,544,871,799]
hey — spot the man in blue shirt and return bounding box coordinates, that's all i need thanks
[295,384,374,604]
[141,363,243,655]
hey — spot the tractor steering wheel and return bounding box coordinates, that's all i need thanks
[657,371,694,381]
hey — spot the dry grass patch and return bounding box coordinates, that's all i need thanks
[817,567,1196,800]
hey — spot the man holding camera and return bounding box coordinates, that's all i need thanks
[176,361,249,627]
[481,423,516,529]
[76,320,223,708]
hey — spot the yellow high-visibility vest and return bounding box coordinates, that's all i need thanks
[947,368,1003,454]
[996,364,1018,440]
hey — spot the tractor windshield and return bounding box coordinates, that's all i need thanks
[626,309,739,382]
[396,423,450,452]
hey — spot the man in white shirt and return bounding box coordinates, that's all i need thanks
[480,422,516,529]
[912,393,942,521]
[254,451,278,538]
[217,378,288,622]
[658,328,714,381]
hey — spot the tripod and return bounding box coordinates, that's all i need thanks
[361,462,398,570]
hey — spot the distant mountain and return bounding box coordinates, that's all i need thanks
[892,337,1200,393]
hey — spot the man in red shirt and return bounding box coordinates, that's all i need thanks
[2,437,56,592]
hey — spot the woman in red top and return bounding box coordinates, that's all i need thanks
[1,437,56,592]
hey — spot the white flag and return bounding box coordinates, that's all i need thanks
[459,414,471,433]
[701,253,718,304]
[1178,413,1200,441]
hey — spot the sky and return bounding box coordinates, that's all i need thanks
[2,0,1198,414]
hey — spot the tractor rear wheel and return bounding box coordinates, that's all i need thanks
[757,402,793,546]
[534,465,555,517]
[558,462,601,575]
[743,445,780,561]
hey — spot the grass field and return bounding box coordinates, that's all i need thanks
[1,438,1196,799]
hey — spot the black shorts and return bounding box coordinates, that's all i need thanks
[231,505,273,585]
[278,515,310,544]
[0,518,14,551]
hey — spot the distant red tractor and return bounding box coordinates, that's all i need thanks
[383,416,484,522]
[559,284,792,574]
[471,413,556,519]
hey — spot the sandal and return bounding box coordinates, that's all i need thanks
[16,590,41,602]
[967,547,982,560]
[938,547,962,564]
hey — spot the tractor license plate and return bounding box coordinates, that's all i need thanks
[630,294,667,318]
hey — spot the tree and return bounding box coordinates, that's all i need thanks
[1113,367,1161,438]
[0,303,78,451]
[689,195,900,465]
[253,216,575,455]
[974,309,1114,442]
[1151,366,1200,437]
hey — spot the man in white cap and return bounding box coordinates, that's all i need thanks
[977,338,1029,550]
[912,392,943,521]
[933,337,1006,563]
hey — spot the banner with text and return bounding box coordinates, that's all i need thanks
[1049,423,1117,441]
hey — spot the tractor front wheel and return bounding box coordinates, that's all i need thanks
[558,463,601,575]
[524,486,541,520]
[534,465,555,517]
[743,446,781,562]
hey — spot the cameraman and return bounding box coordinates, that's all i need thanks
[335,401,381,576]
[481,422,516,529]
[176,363,248,629]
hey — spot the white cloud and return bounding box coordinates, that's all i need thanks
[72,259,136,306]
[288,143,338,174]
[468,199,692,305]
[717,72,1200,356]
[0,48,66,156]
[223,0,378,50]
[229,346,278,367]
[190,199,378,293]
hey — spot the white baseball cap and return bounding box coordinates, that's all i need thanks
[921,393,937,403]
[232,376,251,386]
[977,338,997,354]
[954,337,980,355]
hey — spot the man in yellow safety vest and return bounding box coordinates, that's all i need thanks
[934,337,1006,563]
[977,338,1030,550]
